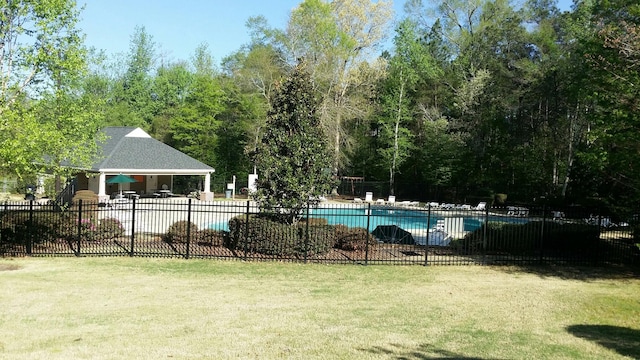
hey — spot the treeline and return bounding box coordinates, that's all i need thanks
[2,0,639,208]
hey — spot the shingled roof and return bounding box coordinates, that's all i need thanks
[91,127,214,174]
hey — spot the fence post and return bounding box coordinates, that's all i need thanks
[76,200,82,256]
[424,204,432,266]
[365,202,371,266]
[596,211,602,266]
[0,201,4,246]
[186,198,192,259]
[304,201,310,264]
[129,198,136,257]
[539,203,547,265]
[482,204,489,264]
[27,200,33,256]
[244,200,250,261]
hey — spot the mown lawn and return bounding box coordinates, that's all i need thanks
[0,258,639,359]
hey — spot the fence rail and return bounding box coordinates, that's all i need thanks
[1,199,638,266]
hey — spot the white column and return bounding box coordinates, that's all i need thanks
[98,172,106,196]
[204,173,211,192]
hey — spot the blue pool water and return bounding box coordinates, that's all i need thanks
[209,207,528,232]
[307,207,480,231]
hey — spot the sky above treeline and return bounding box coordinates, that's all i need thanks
[79,0,574,65]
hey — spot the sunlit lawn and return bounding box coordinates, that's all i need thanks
[1,257,639,359]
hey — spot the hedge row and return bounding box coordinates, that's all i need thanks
[164,220,225,246]
[226,215,374,257]
[0,211,125,243]
[453,221,600,255]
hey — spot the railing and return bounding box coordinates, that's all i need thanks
[0,199,638,266]
[55,178,77,208]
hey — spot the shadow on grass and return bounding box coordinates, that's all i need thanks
[360,343,507,359]
[499,264,640,281]
[567,325,640,359]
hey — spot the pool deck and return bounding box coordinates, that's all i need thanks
[89,198,485,238]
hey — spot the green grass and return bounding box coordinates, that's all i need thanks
[1,258,639,359]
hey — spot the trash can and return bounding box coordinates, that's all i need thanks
[24,185,36,201]
[225,190,232,198]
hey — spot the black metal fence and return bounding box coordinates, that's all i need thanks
[1,199,638,266]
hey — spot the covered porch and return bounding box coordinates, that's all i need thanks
[77,171,213,202]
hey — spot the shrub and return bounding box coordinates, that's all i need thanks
[300,217,329,226]
[0,211,78,243]
[195,229,225,247]
[227,215,334,257]
[93,218,125,241]
[304,225,337,255]
[333,225,375,251]
[0,212,29,244]
[455,221,600,256]
[165,221,198,243]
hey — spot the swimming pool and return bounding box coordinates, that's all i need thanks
[209,205,529,234]
[306,207,485,232]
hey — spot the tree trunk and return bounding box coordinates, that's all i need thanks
[390,79,405,197]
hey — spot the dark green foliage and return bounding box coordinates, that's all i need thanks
[0,211,95,243]
[299,217,329,226]
[333,225,375,251]
[253,60,334,224]
[1,212,33,244]
[454,221,601,256]
[195,229,225,247]
[93,218,125,241]
[227,215,336,257]
[164,221,198,244]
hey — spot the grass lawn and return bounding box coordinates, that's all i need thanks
[1,258,639,359]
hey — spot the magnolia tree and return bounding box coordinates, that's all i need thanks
[253,60,333,224]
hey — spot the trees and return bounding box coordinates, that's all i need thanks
[376,19,439,195]
[253,60,333,224]
[169,45,224,168]
[272,0,394,175]
[0,0,97,179]
[564,0,640,206]
[115,26,157,128]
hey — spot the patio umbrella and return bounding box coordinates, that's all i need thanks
[106,174,137,197]
[372,225,415,245]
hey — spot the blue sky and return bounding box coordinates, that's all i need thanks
[79,0,574,66]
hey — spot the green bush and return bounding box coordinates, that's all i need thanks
[165,221,198,243]
[195,229,225,247]
[0,211,78,243]
[304,224,337,255]
[455,221,600,256]
[93,218,125,241]
[0,212,30,244]
[227,215,335,257]
[333,225,375,251]
[300,217,329,226]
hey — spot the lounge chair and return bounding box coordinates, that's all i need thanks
[365,192,373,202]
[441,203,454,210]
[353,197,363,203]
[474,202,487,211]
[387,195,396,205]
